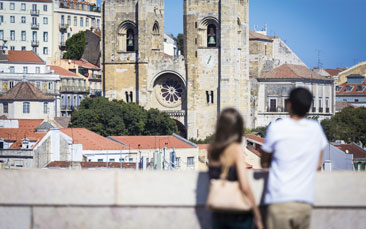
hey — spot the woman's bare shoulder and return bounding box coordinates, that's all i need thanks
[224,143,243,157]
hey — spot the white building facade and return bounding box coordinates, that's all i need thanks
[0,0,54,62]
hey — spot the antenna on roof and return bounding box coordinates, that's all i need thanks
[316,49,323,69]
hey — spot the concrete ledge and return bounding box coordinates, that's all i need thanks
[0,170,365,228]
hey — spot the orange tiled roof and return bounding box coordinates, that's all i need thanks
[0,128,46,149]
[5,51,44,63]
[259,64,333,81]
[324,69,344,76]
[336,78,366,96]
[62,59,100,70]
[198,144,209,150]
[0,81,54,101]
[18,119,44,129]
[61,128,127,150]
[109,135,196,150]
[245,134,264,144]
[335,143,366,159]
[49,65,80,78]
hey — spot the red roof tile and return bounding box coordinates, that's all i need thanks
[198,144,209,150]
[5,51,44,63]
[324,69,344,76]
[336,78,366,96]
[62,59,100,70]
[46,161,137,169]
[259,64,332,81]
[335,143,366,159]
[0,128,46,149]
[109,135,196,150]
[61,128,127,150]
[0,81,54,101]
[245,134,264,144]
[18,119,44,129]
[49,65,80,78]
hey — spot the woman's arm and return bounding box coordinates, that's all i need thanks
[233,144,263,229]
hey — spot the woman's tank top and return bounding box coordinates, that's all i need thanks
[208,165,238,181]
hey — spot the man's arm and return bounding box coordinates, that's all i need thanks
[260,148,272,169]
[317,150,324,171]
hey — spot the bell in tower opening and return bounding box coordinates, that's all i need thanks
[207,24,217,47]
[127,29,135,51]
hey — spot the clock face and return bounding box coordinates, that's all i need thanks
[201,53,217,69]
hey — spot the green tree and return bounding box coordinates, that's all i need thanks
[174,33,184,56]
[321,107,366,146]
[70,97,178,137]
[189,134,215,144]
[63,31,86,60]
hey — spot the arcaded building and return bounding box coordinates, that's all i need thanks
[103,0,251,139]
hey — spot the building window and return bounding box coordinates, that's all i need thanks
[32,31,37,41]
[43,32,48,42]
[0,16,3,23]
[97,159,103,162]
[10,30,15,40]
[80,17,83,27]
[23,67,28,73]
[3,103,8,113]
[206,91,214,104]
[43,102,48,114]
[319,97,323,112]
[23,102,30,114]
[0,30,3,40]
[36,81,40,89]
[109,158,115,162]
[336,86,342,92]
[9,67,15,73]
[21,31,26,41]
[269,99,277,112]
[10,46,15,51]
[43,17,48,24]
[21,46,26,51]
[207,24,217,47]
[97,19,100,28]
[9,81,14,88]
[76,3,80,10]
[67,15,71,25]
[345,86,353,92]
[43,47,48,55]
[48,82,52,90]
[126,28,135,52]
[10,16,15,23]
[125,91,133,102]
[21,3,26,11]
[187,157,194,167]
[355,99,359,102]
[10,3,15,10]
[119,158,124,162]
[86,18,89,27]
[356,86,365,92]
[21,16,26,23]
[0,2,3,10]
[43,4,47,11]
[74,16,77,26]
[36,67,40,73]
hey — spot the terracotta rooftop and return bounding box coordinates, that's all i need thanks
[335,143,366,159]
[249,30,273,42]
[324,69,344,76]
[18,119,44,129]
[198,144,209,150]
[0,81,54,101]
[259,64,333,81]
[5,51,44,63]
[49,65,80,78]
[245,134,265,144]
[336,78,366,96]
[0,128,46,149]
[61,128,127,151]
[46,161,137,169]
[109,135,196,150]
[63,59,100,70]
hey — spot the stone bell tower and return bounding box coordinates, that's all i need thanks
[184,0,251,139]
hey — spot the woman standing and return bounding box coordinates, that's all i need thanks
[208,108,263,229]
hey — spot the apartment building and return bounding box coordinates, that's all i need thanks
[52,0,100,60]
[0,0,53,62]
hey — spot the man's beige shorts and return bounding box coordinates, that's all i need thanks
[266,202,312,229]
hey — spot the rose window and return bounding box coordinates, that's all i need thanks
[154,75,186,108]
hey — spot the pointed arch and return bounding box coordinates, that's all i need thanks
[117,20,137,52]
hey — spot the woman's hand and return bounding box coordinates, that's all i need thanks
[254,215,264,229]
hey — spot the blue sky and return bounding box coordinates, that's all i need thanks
[164,0,366,69]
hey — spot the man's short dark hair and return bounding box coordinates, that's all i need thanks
[289,87,313,117]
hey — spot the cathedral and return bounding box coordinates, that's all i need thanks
[103,0,251,139]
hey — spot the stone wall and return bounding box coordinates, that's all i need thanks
[0,170,365,228]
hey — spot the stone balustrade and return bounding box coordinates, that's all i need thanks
[0,170,365,228]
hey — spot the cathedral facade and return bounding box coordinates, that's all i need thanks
[103,0,251,139]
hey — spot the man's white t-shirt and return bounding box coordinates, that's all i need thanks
[261,118,328,205]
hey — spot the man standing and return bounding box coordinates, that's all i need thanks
[261,87,328,229]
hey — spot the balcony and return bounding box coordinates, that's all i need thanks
[59,41,66,50]
[89,89,102,96]
[61,104,75,110]
[59,23,69,31]
[61,86,87,93]
[31,23,39,30]
[31,40,39,47]
[0,170,364,228]
[30,10,40,16]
